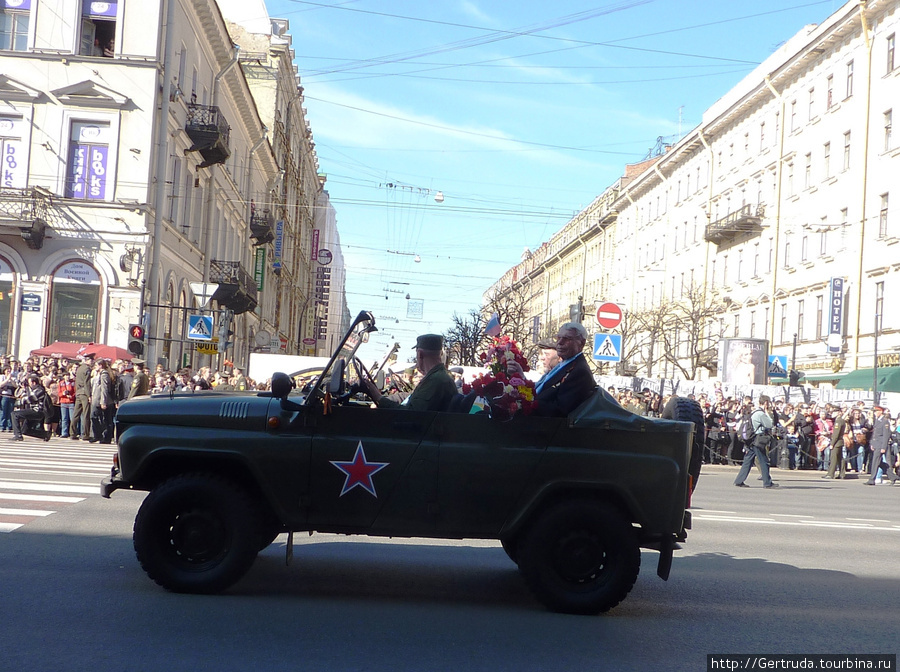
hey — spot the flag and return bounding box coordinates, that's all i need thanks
[485,312,501,336]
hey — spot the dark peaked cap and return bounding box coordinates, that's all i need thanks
[413,334,443,351]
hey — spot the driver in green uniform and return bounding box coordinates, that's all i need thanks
[362,334,457,412]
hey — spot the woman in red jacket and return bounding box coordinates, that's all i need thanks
[57,366,77,438]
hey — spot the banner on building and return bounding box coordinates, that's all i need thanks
[311,229,319,262]
[719,338,769,385]
[827,277,844,354]
[254,247,265,291]
[273,220,283,271]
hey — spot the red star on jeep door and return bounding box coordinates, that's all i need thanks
[330,442,389,497]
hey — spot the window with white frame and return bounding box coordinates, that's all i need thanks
[750,310,756,338]
[823,141,831,178]
[885,109,892,152]
[0,115,27,188]
[843,131,851,170]
[0,0,30,51]
[790,100,797,132]
[797,299,805,340]
[808,87,815,121]
[779,303,787,344]
[816,295,824,337]
[65,121,112,200]
[845,60,854,98]
[804,153,811,189]
[801,235,808,263]
[79,0,117,57]
[879,193,889,238]
[826,75,834,109]
[887,34,895,74]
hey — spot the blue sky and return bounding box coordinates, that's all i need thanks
[264,0,847,361]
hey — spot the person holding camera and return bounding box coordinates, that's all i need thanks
[734,395,780,489]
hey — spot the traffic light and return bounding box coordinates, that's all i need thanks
[789,369,801,387]
[128,324,146,356]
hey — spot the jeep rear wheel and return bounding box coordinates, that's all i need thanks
[133,474,263,594]
[518,501,640,615]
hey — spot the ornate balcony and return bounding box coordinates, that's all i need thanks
[209,259,258,314]
[185,104,231,168]
[249,209,275,246]
[0,187,51,249]
[704,204,765,245]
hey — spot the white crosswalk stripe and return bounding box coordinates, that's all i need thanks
[0,436,115,532]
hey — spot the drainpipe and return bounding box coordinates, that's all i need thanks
[201,44,241,284]
[764,74,786,348]
[146,0,176,366]
[851,0,873,370]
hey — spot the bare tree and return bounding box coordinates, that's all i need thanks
[659,281,726,380]
[628,304,670,376]
[444,309,487,366]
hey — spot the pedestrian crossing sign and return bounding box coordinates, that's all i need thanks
[767,355,788,378]
[592,333,622,362]
[188,314,214,341]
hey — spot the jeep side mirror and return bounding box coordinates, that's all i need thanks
[271,372,295,400]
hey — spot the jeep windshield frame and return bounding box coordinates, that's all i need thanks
[303,310,377,406]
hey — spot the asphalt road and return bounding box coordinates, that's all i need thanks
[1,457,898,672]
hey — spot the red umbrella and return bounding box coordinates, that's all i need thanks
[77,343,133,362]
[31,341,88,359]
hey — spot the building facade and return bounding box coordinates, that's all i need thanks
[488,0,899,383]
[0,0,339,371]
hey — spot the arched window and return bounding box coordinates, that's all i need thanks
[48,261,101,343]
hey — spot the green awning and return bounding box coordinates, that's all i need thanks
[801,371,846,382]
[835,366,900,392]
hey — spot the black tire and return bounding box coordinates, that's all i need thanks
[663,396,704,492]
[518,500,640,615]
[133,473,263,594]
[500,538,518,564]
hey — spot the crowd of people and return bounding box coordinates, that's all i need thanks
[0,353,259,442]
[695,391,900,484]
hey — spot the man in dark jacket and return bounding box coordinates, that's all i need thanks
[530,322,596,417]
[865,405,897,485]
[73,354,93,440]
[11,375,50,441]
[363,334,458,412]
[825,407,848,479]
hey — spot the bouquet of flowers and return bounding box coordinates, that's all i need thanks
[463,335,537,418]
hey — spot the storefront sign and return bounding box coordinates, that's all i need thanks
[0,117,26,189]
[21,292,41,312]
[3,0,32,10]
[827,277,844,354]
[254,247,265,291]
[54,261,101,284]
[311,229,319,262]
[85,0,116,17]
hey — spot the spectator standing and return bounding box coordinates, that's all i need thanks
[89,359,114,444]
[73,354,94,440]
[0,367,17,432]
[57,367,76,438]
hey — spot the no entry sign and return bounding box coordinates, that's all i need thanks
[595,302,623,329]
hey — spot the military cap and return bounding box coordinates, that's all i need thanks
[413,334,443,351]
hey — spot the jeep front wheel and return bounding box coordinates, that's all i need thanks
[133,474,263,594]
[518,500,640,615]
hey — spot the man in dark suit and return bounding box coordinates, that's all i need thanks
[530,322,596,417]
[865,405,897,485]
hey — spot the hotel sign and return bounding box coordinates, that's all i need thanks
[827,277,844,354]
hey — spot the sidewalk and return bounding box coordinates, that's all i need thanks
[699,463,873,483]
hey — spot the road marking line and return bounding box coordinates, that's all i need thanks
[0,480,98,495]
[0,507,54,517]
[694,515,900,532]
[846,518,891,523]
[693,509,735,514]
[771,514,814,518]
[0,492,84,503]
[0,522,23,532]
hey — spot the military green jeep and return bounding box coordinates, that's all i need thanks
[102,311,696,615]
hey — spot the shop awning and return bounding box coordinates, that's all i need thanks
[835,366,900,392]
[800,371,846,383]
